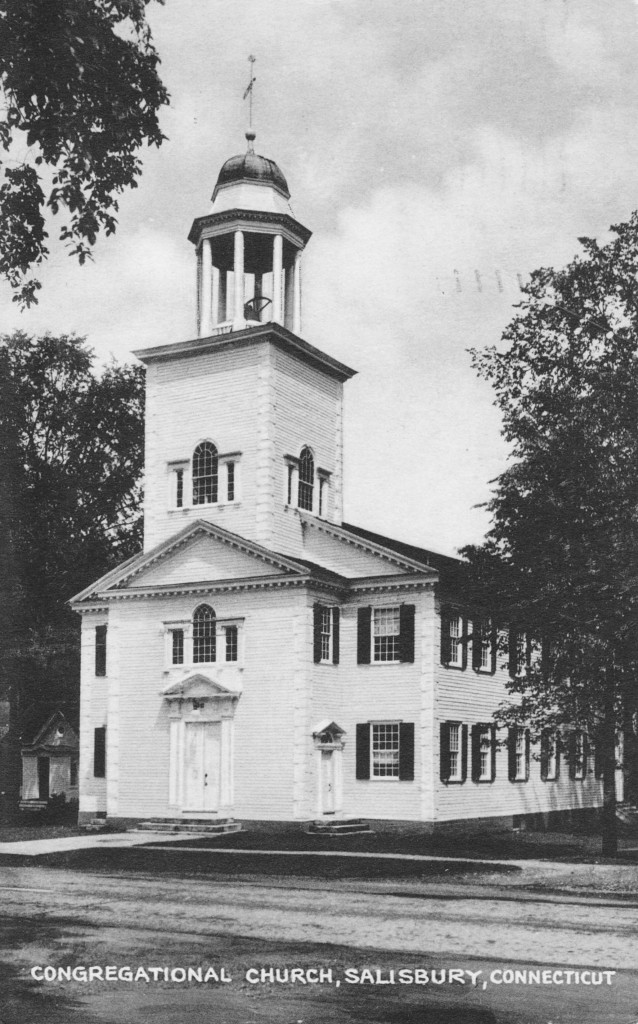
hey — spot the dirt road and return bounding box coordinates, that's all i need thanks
[1,864,637,1023]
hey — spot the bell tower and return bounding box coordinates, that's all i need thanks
[188,130,311,338]
[137,128,355,558]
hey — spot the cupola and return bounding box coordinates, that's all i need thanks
[188,131,311,338]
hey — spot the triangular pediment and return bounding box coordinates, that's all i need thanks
[118,532,287,589]
[23,711,79,753]
[71,521,308,602]
[161,673,238,700]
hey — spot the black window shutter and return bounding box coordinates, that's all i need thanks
[508,628,518,678]
[583,733,590,775]
[399,604,415,663]
[440,723,451,781]
[313,604,322,663]
[461,616,468,670]
[332,607,340,665]
[95,625,107,677]
[524,729,531,781]
[555,733,561,779]
[540,729,549,781]
[355,723,370,779]
[470,725,481,782]
[440,606,451,665]
[357,607,371,664]
[490,725,497,781]
[399,723,415,780]
[94,727,106,778]
[461,724,468,782]
[508,727,517,781]
[471,618,482,671]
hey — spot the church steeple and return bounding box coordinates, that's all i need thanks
[188,132,311,338]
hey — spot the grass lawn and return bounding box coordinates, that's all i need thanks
[145,822,638,863]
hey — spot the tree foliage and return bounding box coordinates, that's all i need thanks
[0,331,144,745]
[462,213,638,854]
[0,0,169,305]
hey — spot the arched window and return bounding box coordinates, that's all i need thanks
[193,604,216,663]
[192,442,218,505]
[298,446,314,511]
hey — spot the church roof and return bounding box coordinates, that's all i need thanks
[340,522,468,592]
[213,151,290,201]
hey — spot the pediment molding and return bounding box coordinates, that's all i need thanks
[161,673,239,702]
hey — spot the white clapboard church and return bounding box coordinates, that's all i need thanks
[72,131,603,831]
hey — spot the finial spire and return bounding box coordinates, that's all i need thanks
[243,55,257,151]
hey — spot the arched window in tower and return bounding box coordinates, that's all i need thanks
[298,447,314,511]
[193,604,216,663]
[192,442,218,505]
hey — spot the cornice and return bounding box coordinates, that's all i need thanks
[133,322,356,383]
[188,208,312,247]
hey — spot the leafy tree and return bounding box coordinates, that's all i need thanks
[0,331,144,809]
[0,0,169,306]
[463,213,638,857]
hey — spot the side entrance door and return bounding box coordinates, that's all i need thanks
[183,722,221,812]
[37,757,50,801]
[321,749,336,814]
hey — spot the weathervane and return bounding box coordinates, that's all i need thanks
[243,55,257,149]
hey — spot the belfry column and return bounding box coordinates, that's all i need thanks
[272,234,283,323]
[293,250,302,335]
[200,238,212,337]
[233,230,245,324]
[211,265,220,326]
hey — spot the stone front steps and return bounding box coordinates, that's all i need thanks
[133,817,242,835]
[306,818,373,836]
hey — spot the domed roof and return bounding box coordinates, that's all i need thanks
[213,147,290,201]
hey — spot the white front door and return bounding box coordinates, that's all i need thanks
[321,749,336,814]
[183,722,221,812]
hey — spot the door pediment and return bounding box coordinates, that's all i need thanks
[162,673,239,702]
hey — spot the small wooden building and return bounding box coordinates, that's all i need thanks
[20,711,79,810]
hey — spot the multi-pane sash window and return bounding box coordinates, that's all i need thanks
[193,604,216,663]
[298,447,314,511]
[479,728,491,780]
[320,607,332,662]
[372,723,400,778]
[541,729,559,781]
[573,731,586,780]
[480,619,492,670]
[471,724,495,782]
[449,615,462,666]
[175,468,184,508]
[225,625,238,662]
[449,724,461,779]
[373,607,400,662]
[171,629,184,665]
[227,462,235,502]
[514,729,526,780]
[192,442,218,505]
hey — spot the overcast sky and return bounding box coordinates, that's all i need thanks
[3,0,638,555]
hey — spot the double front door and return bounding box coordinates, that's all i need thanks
[183,721,221,812]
